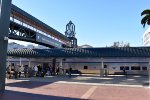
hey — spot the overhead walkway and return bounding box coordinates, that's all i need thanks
[9,4,71,48]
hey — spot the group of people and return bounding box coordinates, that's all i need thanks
[6,65,30,79]
[6,64,64,79]
[33,65,62,77]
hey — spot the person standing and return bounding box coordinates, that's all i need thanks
[38,65,42,77]
[6,65,11,79]
[49,66,52,76]
[28,67,33,77]
[62,68,65,75]
[34,65,38,76]
[14,65,19,79]
[104,65,108,76]
[123,66,127,78]
[69,67,72,78]
[56,67,60,75]
[18,65,22,78]
[24,65,29,78]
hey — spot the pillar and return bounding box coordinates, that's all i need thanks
[100,58,104,76]
[0,0,12,93]
[52,58,56,76]
[19,57,22,66]
[28,58,31,68]
[59,59,63,74]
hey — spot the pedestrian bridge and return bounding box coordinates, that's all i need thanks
[9,4,71,48]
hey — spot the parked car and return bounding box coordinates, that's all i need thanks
[66,69,82,76]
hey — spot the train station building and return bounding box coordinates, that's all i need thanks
[0,0,150,94]
[7,47,150,76]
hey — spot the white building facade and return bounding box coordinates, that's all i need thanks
[7,57,149,75]
[7,47,150,75]
[143,27,150,46]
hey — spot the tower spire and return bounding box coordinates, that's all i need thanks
[65,21,77,48]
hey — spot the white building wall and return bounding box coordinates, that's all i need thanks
[143,27,150,46]
[63,57,149,75]
[7,57,149,75]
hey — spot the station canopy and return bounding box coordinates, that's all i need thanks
[7,47,150,58]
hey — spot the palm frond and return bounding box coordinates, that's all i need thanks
[141,15,150,28]
[141,9,150,16]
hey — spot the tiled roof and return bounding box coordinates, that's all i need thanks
[7,47,150,58]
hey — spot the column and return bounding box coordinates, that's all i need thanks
[28,58,31,68]
[60,59,63,74]
[0,0,12,93]
[28,58,32,77]
[19,57,22,66]
[100,58,104,76]
[7,57,9,66]
[52,58,56,76]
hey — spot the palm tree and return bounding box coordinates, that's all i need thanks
[141,9,150,28]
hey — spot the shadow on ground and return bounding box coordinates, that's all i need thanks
[0,90,81,100]
[6,81,52,89]
[6,75,78,89]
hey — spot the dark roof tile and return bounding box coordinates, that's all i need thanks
[7,47,150,58]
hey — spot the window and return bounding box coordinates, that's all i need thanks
[125,66,129,70]
[131,66,140,70]
[142,66,147,70]
[120,66,129,70]
[104,65,107,68]
[62,58,66,61]
[84,66,88,69]
[120,66,124,70]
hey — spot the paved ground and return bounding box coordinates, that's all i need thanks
[0,75,150,100]
[16,74,149,87]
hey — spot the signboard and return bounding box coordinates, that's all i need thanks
[36,32,62,48]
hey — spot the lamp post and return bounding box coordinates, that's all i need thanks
[0,0,12,93]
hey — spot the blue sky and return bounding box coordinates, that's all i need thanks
[11,0,150,47]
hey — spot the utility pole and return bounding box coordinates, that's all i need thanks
[0,0,12,93]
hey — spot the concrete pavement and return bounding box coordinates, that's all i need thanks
[0,75,150,100]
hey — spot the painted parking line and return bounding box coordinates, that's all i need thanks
[81,86,97,99]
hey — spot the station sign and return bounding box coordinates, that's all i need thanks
[36,32,62,48]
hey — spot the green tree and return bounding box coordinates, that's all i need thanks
[141,9,150,28]
[111,41,130,47]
